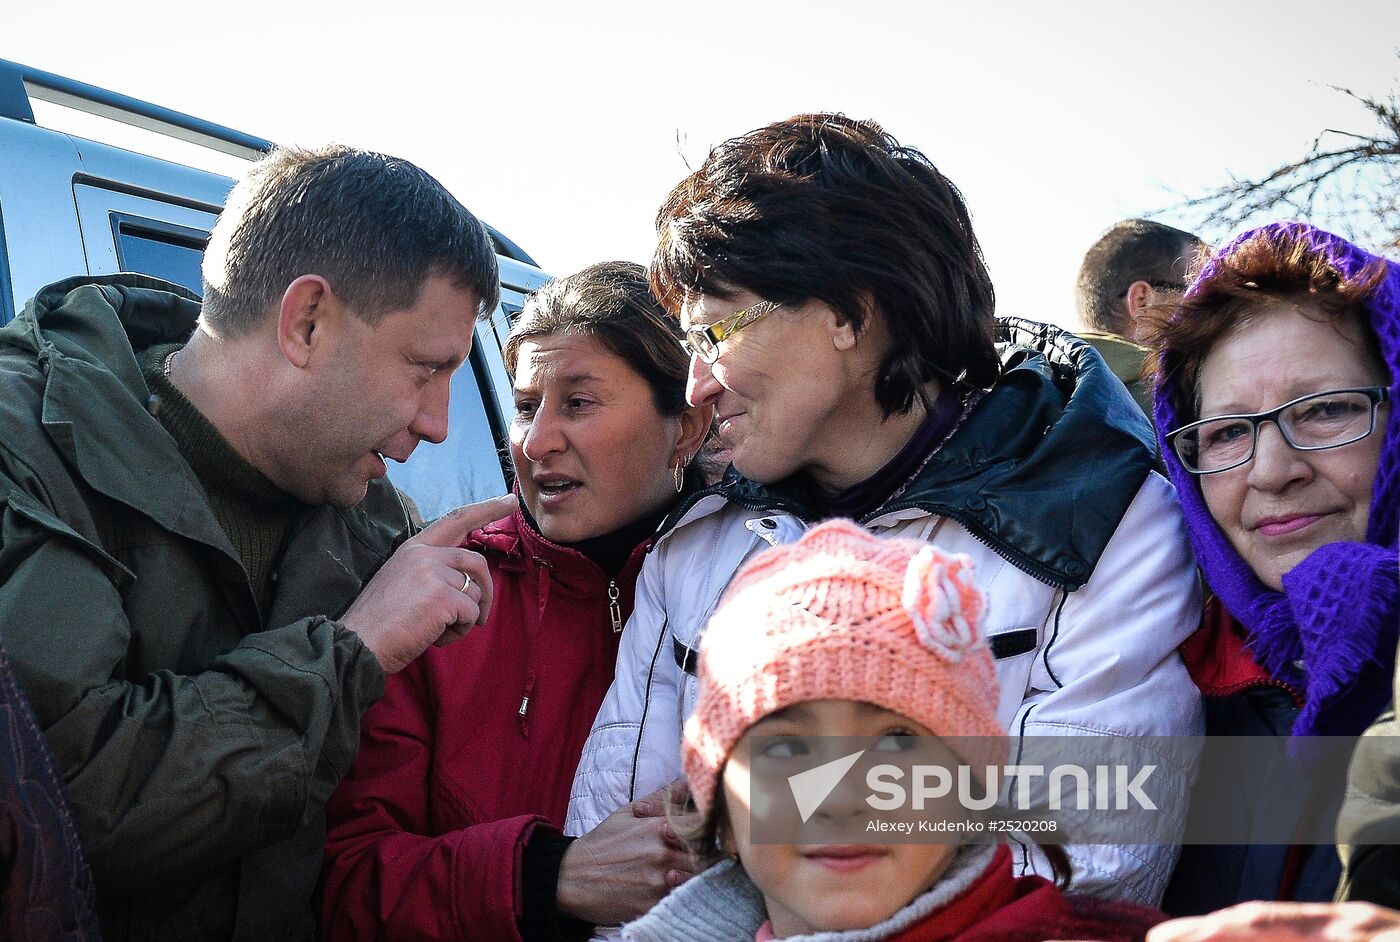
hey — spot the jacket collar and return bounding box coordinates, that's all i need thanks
[1179,596,1303,704]
[10,274,398,562]
[20,275,238,550]
[659,318,1155,590]
[622,844,1005,942]
[467,503,652,591]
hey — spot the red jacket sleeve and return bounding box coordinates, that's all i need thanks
[321,656,550,941]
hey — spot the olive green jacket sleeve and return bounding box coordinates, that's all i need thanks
[0,274,412,937]
[0,462,388,897]
[1337,666,1400,908]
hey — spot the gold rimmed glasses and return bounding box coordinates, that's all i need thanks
[681,300,782,363]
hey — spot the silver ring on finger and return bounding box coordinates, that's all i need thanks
[460,573,473,594]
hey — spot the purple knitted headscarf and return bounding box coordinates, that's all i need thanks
[1154,222,1400,739]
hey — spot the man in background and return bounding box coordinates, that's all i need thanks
[0,145,514,940]
[1075,218,1205,414]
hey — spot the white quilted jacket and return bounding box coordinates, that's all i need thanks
[567,471,1203,912]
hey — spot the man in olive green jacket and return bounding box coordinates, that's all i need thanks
[1074,218,1205,417]
[0,146,514,940]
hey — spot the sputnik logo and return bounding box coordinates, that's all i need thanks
[786,749,867,823]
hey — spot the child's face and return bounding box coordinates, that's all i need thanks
[719,700,959,938]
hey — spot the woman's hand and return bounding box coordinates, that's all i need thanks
[1146,901,1400,941]
[556,780,700,925]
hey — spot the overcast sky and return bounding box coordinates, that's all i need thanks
[6,0,1398,327]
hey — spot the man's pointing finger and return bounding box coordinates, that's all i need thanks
[411,494,518,548]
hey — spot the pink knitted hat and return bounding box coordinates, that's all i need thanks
[682,518,1006,815]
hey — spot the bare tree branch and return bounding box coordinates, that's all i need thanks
[1161,52,1400,256]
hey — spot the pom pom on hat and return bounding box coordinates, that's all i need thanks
[903,545,983,662]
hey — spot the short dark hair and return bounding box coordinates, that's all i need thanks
[505,261,717,486]
[1076,219,1204,333]
[505,261,690,417]
[650,113,999,417]
[1143,223,1389,419]
[201,145,500,334]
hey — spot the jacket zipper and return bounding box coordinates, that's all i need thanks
[517,556,554,735]
[608,580,623,633]
[870,500,1074,591]
[1209,674,1305,706]
[713,490,1075,592]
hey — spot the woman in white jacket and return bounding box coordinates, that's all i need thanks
[566,113,1203,917]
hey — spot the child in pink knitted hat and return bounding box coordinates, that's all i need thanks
[622,519,1163,942]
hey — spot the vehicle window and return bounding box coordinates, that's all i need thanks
[112,214,207,296]
[384,328,510,520]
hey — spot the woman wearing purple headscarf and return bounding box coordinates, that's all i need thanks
[1147,223,1398,914]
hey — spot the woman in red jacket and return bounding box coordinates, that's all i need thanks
[321,261,713,941]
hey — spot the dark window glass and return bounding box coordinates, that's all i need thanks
[112,215,207,296]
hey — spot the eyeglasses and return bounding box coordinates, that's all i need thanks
[681,300,782,363]
[1167,386,1391,475]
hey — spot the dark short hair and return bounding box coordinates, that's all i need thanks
[650,113,999,417]
[1076,219,1204,333]
[505,261,716,484]
[201,145,500,334]
[1144,224,1389,419]
[505,260,692,415]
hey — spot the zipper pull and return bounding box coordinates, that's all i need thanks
[608,580,623,633]
[518,696,530,717]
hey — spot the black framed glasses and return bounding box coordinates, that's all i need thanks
[681,300,782,363]
[1167,386,1391,475]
